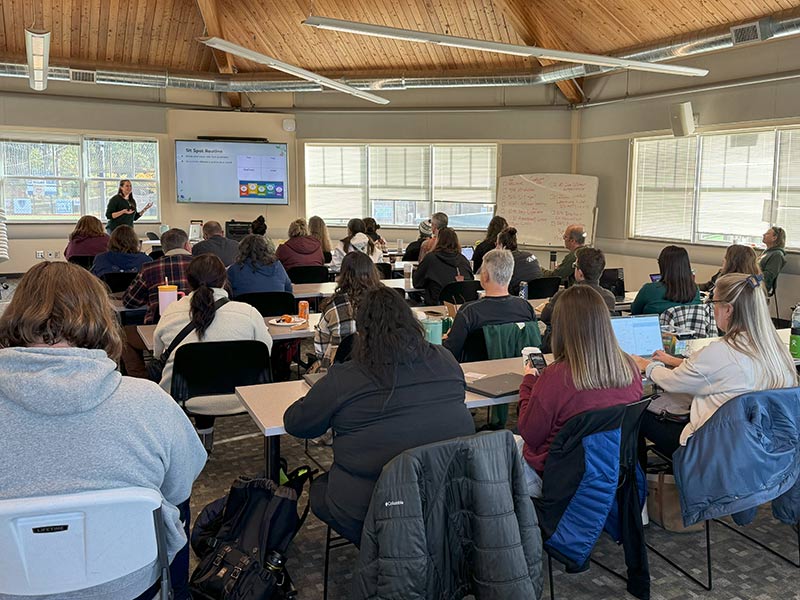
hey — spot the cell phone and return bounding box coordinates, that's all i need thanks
[527,349,547,371]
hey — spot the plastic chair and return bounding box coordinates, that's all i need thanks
[287,265,329,284]
[0,487,171,599]
[375,263,392,280]
[68,255,95,270]
[526,277,561,300]
[101,271,138,293]
[234,292,296,317]
[439,280,483,305]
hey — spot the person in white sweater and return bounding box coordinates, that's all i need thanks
[634,273,797,457]
[154,254,272,450]
[330,217,384,269]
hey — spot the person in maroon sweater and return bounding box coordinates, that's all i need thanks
[275,218,324,271]
[64,215,110,260]
[516,285,643,497]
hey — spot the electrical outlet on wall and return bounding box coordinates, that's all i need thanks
[35,250,45,259]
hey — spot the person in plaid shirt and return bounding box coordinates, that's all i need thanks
[314,251,382,367]
[123,228,194,324]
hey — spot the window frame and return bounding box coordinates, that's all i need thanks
[629,125,800,250]
[0,132,161,224]
[304,141,499,230]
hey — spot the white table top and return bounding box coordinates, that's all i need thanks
[293,278,420,298]
[235,356,525,437]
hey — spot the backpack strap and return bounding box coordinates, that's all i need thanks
[160,297,229,363]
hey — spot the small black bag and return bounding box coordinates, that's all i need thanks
[190,468,314,600]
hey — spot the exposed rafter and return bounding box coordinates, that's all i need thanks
[494,0,584,104]
[195,0,241,107]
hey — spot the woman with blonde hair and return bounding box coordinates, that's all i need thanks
[700,244,759,296]
[0,262,206,599]
[635,272,797,458]
[309,215,333,262]
[276,218,324,271]
[516,285,643,497]
[64,215,110,260]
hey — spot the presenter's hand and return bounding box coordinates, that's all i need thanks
[142,202,153,212]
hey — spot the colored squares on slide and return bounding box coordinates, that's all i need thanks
[238,181,284,199]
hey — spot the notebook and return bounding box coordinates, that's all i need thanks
[610,315,664,357]
[466,372,524,398]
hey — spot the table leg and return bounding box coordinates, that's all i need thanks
[265,435,281,483]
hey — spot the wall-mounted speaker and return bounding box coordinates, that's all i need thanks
[669,102,696,137]
[282,118,296,132]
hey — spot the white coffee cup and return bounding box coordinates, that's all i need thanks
[404,263,413,278]
[397,238,404,252]
[521,346,539,368]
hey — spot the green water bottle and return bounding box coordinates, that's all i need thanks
[791,305,800,359]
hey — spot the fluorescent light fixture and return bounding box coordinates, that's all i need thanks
[25,28,51,91]
[303,16,709,78]
[199,37,390,104]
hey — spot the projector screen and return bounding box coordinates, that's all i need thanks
[176,140,289,205]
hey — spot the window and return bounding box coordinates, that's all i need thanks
[631,127,800,249]
[305,143,497,228]
[0,135,159,223]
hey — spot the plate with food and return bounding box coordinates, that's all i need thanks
[268,314,307,327]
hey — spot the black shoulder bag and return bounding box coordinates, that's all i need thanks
[147,297,229,382]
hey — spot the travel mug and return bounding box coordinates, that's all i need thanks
[158,285,185,314]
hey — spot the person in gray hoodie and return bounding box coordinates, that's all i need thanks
[0,261,207,600]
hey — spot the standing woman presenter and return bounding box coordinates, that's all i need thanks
[105,179,153,233]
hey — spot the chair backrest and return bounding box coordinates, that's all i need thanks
[439,280,483,305]
[171,340,272,402]
[101,271,138,293]
[323,250,333,263]
[146,231,160,241]
[375,262,392,280]
[526,276,561,300]
[461,329,488,362]
[67,255,95,270]
[659,303,717,338]
[599,268,626,300]
[234,291,296,317]
[149,249,165,260]
[287,265,329,284]
[0,487,167,597]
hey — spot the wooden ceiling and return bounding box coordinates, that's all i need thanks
[1,0,799,104]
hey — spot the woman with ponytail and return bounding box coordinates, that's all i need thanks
[153,254,272,450]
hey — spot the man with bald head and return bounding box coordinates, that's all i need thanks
[543,224,587,284]
[191,220,240,266]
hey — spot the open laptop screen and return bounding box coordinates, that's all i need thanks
[610,315,663,357]
[461,247,474,261]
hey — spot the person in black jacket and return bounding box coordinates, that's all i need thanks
[283,287,474,545]
[401,219,432,261]
[472,215,507,273]
[412,227,474,305]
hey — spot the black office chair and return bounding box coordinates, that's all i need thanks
[68,255,95,270]
[526,277,561,300]
[323,251,333,263]
[287,266,329,284]
[461,329,488,363]
[375,263,392,280]
[439,280,483,305]
[101,272,138,293]
[149,250,165,260]
[146,232,160,241]
[235,292,296,317]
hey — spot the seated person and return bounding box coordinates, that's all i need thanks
[402,219,432,261]
[516,285,642,497]
[418,212,448,261]
[412,227,474,305]
[444,248,537,361]
[759,226,786,295]
[540,247,616,352]
[472,215,507,273]
[331,218,384,269]
[634,273,797,459]
[495,226,542,294]
[308,215,333,263]
[363,217,387,250]
[314,252,382,368]
[191,220,240,266]
[699,244,760,297]
[91,224,152,277]
[154,254,272,451]
[284,286,475,545]
[123,228,194,324]
[542,224,587,284]
[227,234,293,297]
[631,245,701,315]
[251,215,267,237]
[0,262,206,600]
[276,218,324,271]
[64,215,110,260]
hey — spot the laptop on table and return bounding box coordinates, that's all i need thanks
[610,314,664,358]
[466,372,524,398]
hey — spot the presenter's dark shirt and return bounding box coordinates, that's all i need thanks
[105,194,140,232]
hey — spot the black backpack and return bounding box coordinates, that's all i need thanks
[189,467,314,600]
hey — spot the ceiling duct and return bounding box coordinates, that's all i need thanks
[0,8,799,99]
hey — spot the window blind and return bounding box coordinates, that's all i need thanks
[305,145,367,226]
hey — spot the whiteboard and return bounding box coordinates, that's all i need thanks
[496,174,598,248]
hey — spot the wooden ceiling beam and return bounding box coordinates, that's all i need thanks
[195,0,241,107]
[494,0,584,104]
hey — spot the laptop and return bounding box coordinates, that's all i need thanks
[649,273,662,283]
[610,315,664,357]
[599,268,626,301]
[466,372,524,398]
[461,247,475,261]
